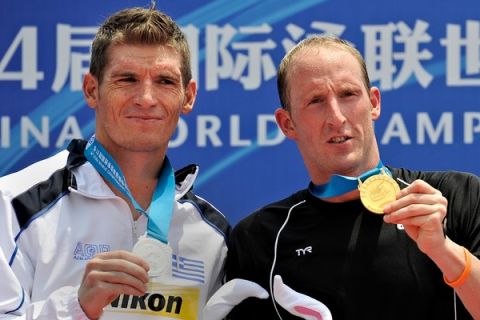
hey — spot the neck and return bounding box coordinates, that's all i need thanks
[321,189,360,203]
[84,136,169,220]
[309,160,386,200]
[105,147,166,215]
[126,158,164,209]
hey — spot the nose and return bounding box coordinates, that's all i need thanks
[325,98,346,127]
[135,80,156,108]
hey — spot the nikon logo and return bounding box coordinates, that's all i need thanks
[110,293,183,314]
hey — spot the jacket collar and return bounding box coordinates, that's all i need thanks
[66,139,199,200]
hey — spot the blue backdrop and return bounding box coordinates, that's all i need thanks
[1,0,479,226]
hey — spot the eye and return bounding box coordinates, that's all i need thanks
[159,77,176,85]
[339,89,358,98]
[341,91,353,97]
[309,96,324,105]
[118,75,136,83]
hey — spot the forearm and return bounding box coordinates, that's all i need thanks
[427,238,480,318]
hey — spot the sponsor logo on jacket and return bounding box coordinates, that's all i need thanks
[103,284,200,319]
[73,242,110,260]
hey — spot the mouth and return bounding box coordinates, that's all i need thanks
[328,136,352,144]
[127,115,163,121]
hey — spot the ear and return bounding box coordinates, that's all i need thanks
[83,73,99,110]
[369,86,381,121]
[181,79,197,115]
[275,107,297,140]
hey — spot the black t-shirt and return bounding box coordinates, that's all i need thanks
[226,168,480,319]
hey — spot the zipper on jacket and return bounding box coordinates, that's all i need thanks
[132,219,140,244]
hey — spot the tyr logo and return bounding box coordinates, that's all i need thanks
[295,246,312,256]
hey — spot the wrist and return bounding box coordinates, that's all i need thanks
[443,246,472,288]
[69,296,94,320]
[77,295,103,320]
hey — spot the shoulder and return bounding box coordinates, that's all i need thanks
[0,139,87,229]
[0,150,69,198]
[232,189,308,236]
[0,139,87,197]
[390,166,480,193]
[175,164,231,241]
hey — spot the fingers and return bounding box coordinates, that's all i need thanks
[384,179,447,222]
[82,250,150,293]
[95,250,150,272]
[78,250,151,319]
[86,251,150,282]
[384,202,446,225]
[82,267,148,295]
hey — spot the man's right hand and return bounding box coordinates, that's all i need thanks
[78,250,150,319]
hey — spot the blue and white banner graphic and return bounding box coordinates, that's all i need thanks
[1,0,479,225]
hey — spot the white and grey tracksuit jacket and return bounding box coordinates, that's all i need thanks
[0,139,230,319]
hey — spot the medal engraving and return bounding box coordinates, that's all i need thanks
[358,172,400,214]
[133,236,172,278]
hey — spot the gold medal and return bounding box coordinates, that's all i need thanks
[358,170,400,214]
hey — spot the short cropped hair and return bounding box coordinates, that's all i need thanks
[277,34,371,111]
[89,6,191,87]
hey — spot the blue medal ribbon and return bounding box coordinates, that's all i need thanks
[309,161,392,199]
[84,135,174,244]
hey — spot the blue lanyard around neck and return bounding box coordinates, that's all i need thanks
[84,135,175,244]
[309,161,391,199]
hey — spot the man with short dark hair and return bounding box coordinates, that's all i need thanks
[0,5,229,319]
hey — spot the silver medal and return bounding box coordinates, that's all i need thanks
[133,235,172,278]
